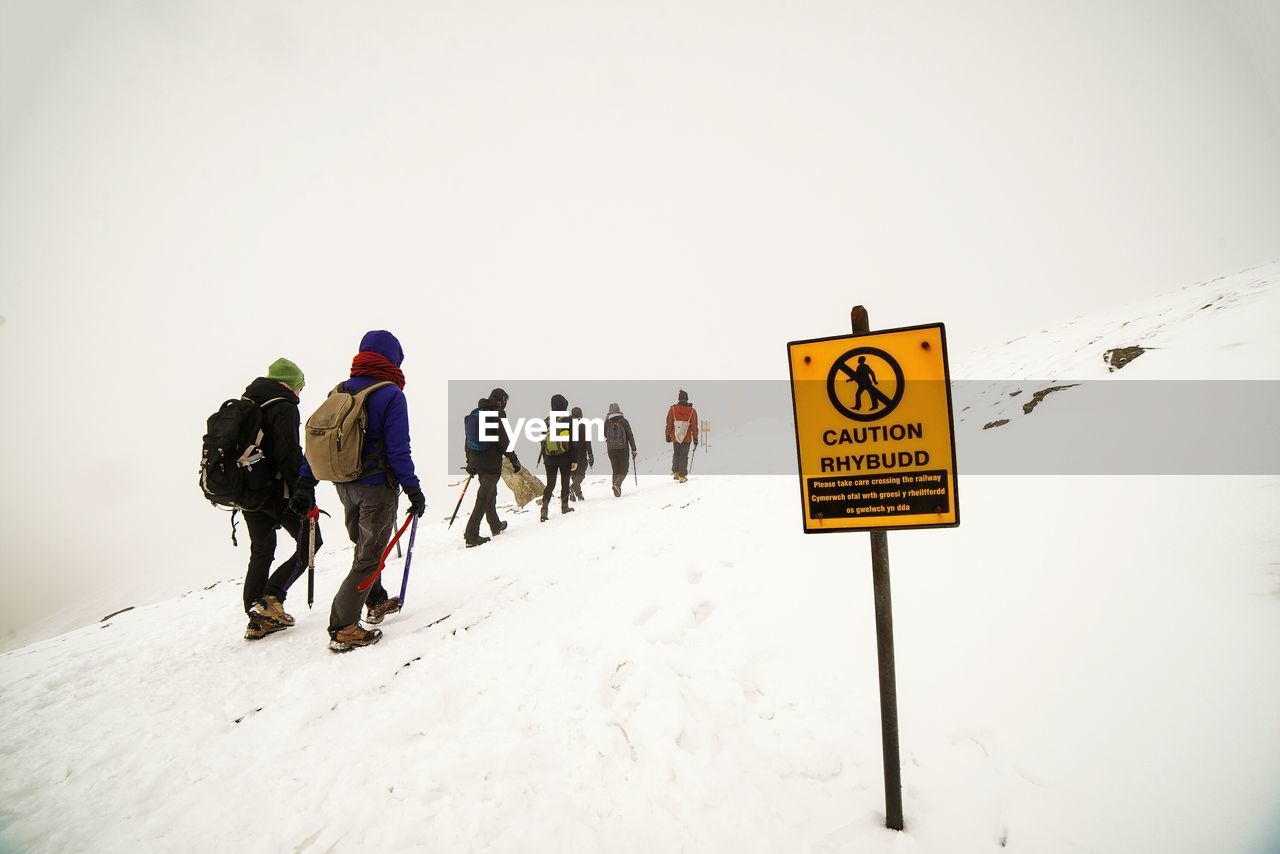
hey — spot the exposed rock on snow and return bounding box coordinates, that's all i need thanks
[1103,345,1146,371]
[1020,384,1079,415]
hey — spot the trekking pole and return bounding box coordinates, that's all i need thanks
[398,516,419,607]
[306,505,319,608]
[447,474,474,529]
[357,513,415,592]
[632,451,638,486]
[689,442,697,475]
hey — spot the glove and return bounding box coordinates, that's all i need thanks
[466,464,477,476]
[694,439,699,449]
[509,455,522,474]
[588,455,594,468]
[288,484,315,517]
[666,436,672,444]
[406,487,426,518]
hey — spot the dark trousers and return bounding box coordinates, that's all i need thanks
[542,455,574,509]
[242,501,323,614]
[569,458,588,498]
[608,449,630,491]
[329,482,396,633]
[464,471,503,540]
[672,442,691,476]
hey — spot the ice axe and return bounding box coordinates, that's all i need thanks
[357,512,416,592]
[448,474,474,529]
[305,506,319,607]
[286,505,328,609]
[398,515,419,607]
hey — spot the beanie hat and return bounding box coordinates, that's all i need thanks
[551,393,569,411]
[267,358,305,392]
[678,389,689,403]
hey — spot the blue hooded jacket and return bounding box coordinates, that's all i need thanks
[301,330,420,490]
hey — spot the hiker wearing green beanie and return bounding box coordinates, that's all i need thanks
[227,361,322,641]
[266,357,305,392]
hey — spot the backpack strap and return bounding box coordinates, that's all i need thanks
[239,395,288,408]
[347,381,397,482]
[350,381,394,403]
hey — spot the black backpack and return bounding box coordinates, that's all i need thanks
[200,397,285,512]
[605,417,628,451]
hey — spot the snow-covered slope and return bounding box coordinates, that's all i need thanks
[1,267,1278,854]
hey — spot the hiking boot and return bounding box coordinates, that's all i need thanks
[569,492,577,502]
[491,520,509,536]
[329,623,382,653]
[561,504,574,514]
[249,595,294,628]
[676,474,688,483]
[244,619,286,641]
[540,505,549,522]
[574,489,585,501]
[672,472,679,480]
[365,597,401,625]
[613,484,621,497]
[466,535,490,548]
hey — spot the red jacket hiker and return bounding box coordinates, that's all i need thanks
[666,390,698,480]
[666,402,699,444]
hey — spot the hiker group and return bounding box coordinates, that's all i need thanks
[457,388,698,547]
[200,331,699,653]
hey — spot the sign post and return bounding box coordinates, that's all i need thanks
[786,306,960,832]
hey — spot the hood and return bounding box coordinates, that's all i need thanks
[243,376,299,406]
[358,330,404,366]
[550,393,569,412]
[488,387,509,408]
[677,389,689,404]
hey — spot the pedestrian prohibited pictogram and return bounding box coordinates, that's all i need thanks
[827,347,904,421]
[787,323,959,533]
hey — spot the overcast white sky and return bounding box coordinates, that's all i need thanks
[1,0,1278,646]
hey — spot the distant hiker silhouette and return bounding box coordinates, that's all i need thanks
[845,356,891,411]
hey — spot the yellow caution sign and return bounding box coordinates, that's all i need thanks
[787,323,959,533]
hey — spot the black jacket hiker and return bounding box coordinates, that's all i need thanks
[604,403,637,495]
[568,406,594,501]
[239,376,323,615]
[464,389,521,545]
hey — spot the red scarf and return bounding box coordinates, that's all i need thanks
[350,351,406,389]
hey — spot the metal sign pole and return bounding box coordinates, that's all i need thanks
[852,304,904,832]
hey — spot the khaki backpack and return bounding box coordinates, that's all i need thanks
[304,381,393,482]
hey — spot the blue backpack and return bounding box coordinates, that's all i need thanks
[465,408,499,452]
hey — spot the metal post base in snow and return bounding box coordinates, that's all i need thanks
[853,304,905,832]
[870,530,903,830]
